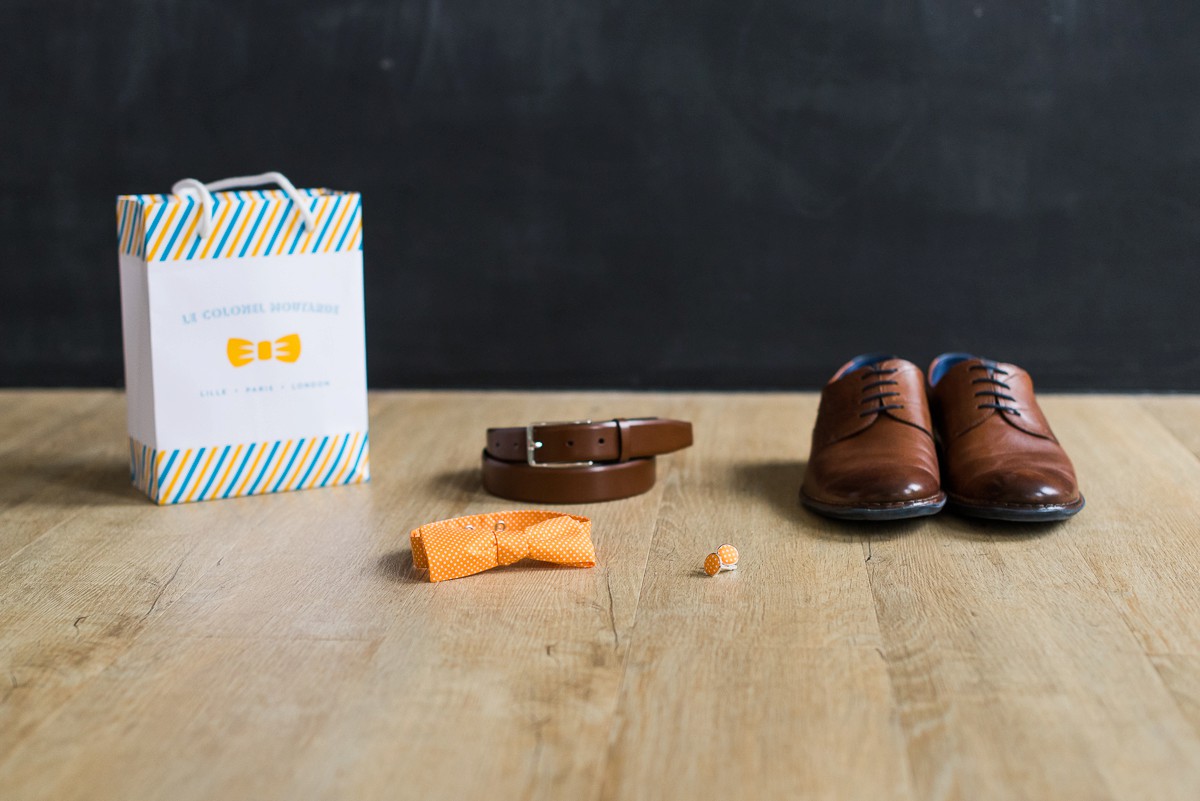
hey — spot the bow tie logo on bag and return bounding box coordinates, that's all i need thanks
[410,511,595,582]
[226,334,301,367]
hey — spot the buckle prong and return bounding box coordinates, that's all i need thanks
[526,420,595,468]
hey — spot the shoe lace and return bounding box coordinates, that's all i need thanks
[969,363,1021,416]
[859,366,905,417]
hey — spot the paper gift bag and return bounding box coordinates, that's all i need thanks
[116,172,369,504]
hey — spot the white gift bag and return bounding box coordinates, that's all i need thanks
[116,172,369,504]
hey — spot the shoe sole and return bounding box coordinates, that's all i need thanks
[800,491,947,521]
[947,494,1086,522]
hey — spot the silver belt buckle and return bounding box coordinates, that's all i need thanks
[526,420,596,468]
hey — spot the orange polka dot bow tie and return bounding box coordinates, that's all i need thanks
[410,511,595,582]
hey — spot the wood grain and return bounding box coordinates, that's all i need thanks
[1,390,1199,800]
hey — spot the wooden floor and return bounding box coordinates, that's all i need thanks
[2,390,1200,800]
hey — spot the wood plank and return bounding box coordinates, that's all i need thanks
[1141,396,1200,461]
[865,396,1200,801]
[0,393,670,801]
[866,520,1197,801]
[2,391,1200,800]
[0,391,113,455]
[1151,655,1200,736]
[1054,398,1200,657]
[0,637,380,800]
[600,394,917,801]
[0,390,140,565]
[282,393,682,801]
[1079,397,1200,757]
[0,395,402,768]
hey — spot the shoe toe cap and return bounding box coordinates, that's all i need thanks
[807,464,941,506]
[959,465,1080,507]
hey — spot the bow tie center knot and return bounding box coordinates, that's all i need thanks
[493,523,529,566]
[257,341,273,360]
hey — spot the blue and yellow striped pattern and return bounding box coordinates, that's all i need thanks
[130,431,370,505]
[116,189,363,262]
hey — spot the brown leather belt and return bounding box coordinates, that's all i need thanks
[482,418,693,503]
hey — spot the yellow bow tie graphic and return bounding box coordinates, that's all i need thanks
[226,334,302,367]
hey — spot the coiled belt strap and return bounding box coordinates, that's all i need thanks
[481,417,693,503]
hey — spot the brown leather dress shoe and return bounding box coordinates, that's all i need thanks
[801,354,945,520]
[927,353,1084,521]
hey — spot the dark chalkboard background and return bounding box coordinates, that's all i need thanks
[2,1,1198,390]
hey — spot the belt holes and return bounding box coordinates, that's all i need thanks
[566,440,574,447]
[598,437,605,444]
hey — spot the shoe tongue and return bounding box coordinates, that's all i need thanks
[830,353,900,382]
[815,359,932,445]
[951,357,1011,384]
[931,359,1056,441]
[929,358,989,401]
[927,352,983,386]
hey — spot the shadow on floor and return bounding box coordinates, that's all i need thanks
[0,456,145,508]
[936,506,1068,541]
[731,460,807,519]
[731,460,925,542]
[429,467,486,500]
[378,549,426,584]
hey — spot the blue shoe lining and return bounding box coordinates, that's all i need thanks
[832,353,898,381]
[928,352,979,386]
